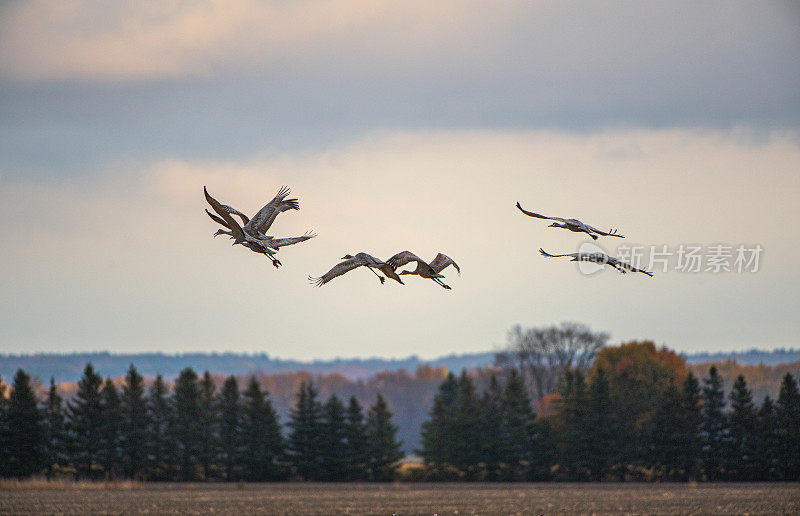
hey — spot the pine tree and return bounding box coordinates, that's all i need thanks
[365,393,403,481]
[320,394,348,481]
[287,381,323,480]
[120,364,148,479]
[5,369,46,478]
[701,365,727,481]
[99,378,123,479]
[419,372,459,476]
[649,382,682,479]
[146,374,173,480]
[0,376,8,477]
[450,371,483,479]
[43,377,68,479]
[198,371,219,480]
[776,373,800,480]
[218,376,241,481]
[555,369,589,480]
[343,396,369,481]
[675,371,703,480]
[67,363,104,479]
[727,375,757,480]
[480,374,506,481]
[172,367,202,480]
[755,395,779,480]
[502,369,538,480]
[584,368,615,481]
[241,376,285,481]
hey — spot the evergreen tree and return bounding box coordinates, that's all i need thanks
[727,375,757,480]
[649,382,683,479]
[146,374,173,480]
[701,365,727,481]
[343,396,369,481]
[450,371,483,479]
[755,395,780,480]
[120,364,148,479]
[172,367,202,480]
[419,372,459,476]
[320,394,348,481]
[555,369,590,480]
[287,381,323,480]
[218,376,241,481]
[480,374,506,481]
[584,368,615,481]
[675,371,703,480]
[365,393,403,481]
[5,370,46,478]
[502,369,538,480]
[241,376,285,481]
[99,378,123,478]
[0,377,8,477]
[67,363,104,479]
[198,371,219,480]
[776,373,800,480]
[43,377,68,479]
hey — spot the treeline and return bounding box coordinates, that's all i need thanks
[418,341,800,481]
[0,365,402,481]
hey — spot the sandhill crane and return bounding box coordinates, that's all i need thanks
[539,248,653,276]
[516,202,624,240]
[203,186,315,267]
[309,253,404,287]
[386,251,460,290]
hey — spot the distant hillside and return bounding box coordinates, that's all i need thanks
[0,351,497,384]
[1,348,797,384]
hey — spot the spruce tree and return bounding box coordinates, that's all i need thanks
[320,394,348,481]
[365,393,403,481]
[99,378,123,479]
[218,376,241,481]
[120,364,148,479]
[146,374,172,480]
[701,365,727,481]
[241,376,285,481]
[556,369,589,480]
[502,369,537,480]
[480,374,506,481]
[67,363,104,479]
[5,369,46,478]
[419,372,459,476]
[287,381,323,480]
[344,396,369,480]
[776,373,800,480]
[172,367,202,480]
[755,395,779,480]
[727,375,757,480]
[585,368,615,481]
[0,377,8,477]
[198,371,219,480]
[649,382,682,479]
[43,377,68,479]
[675,371,703,480]
[450,371,483,479]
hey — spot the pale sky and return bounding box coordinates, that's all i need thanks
[1,1,799,360]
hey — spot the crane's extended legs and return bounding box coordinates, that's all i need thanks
[432,277,452,290]
[367,267,386,284]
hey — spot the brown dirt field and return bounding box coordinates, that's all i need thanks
[0,481,799,515]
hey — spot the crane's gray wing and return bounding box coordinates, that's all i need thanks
[204,186,246,241]
[309,257,363,287]
[582,224,625,238]
[244,186,299,236]
[609,257,653,276]
[265,232,316,249]
[386,251,424,270]
[539,248,578,259]
[206,209,230,229]
[429,253,460,275]
[516,202,568,223]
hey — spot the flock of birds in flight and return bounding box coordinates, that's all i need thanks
[203,186,653,288]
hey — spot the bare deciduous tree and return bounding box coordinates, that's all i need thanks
[495,322,609,403]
